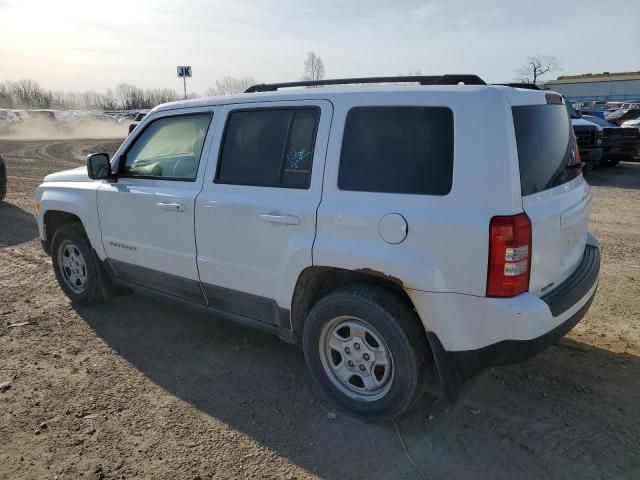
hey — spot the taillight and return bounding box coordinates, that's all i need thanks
[487,213,532,297]
[571,134,582,165]
[570,134,583,175]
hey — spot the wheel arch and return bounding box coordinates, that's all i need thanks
[39,188,105,259]
[290,266,417,344]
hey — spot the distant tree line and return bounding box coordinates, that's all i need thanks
[0,78,254,111]
[1,54,329,110]
[0,80,183,110]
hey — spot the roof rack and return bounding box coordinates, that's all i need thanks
[244,74,486,93]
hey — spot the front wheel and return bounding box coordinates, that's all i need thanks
[303,285,430,420]
[51,223,106,305]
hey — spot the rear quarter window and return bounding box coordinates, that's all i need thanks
[512,104,577,196]
[338,106,453,195]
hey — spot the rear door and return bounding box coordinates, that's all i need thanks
[195,100,332,327]
[512,98,591,295]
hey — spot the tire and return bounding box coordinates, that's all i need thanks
[0,182,5,202]
[51,223,105,305]
[303,284,430,420]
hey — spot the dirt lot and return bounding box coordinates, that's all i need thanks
[1,139,639,480]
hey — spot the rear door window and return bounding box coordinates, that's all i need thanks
[512,104,578,196]
[216,107,319,189]
[338,106,453,195]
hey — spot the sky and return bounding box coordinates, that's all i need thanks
[1,0,638,95]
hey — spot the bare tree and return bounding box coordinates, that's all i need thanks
[0,83,12,108]
[101,89,118,110]
[4,79,52,108]
[302,52,325,82]
[515,55,562,85]
[114,83,146,110]
[144,88,179,106]
[205,76,257,96]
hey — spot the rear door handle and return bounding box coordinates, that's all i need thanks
[156,202,185,212]
[260,213,300,225]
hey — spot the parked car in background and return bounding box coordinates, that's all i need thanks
[583,115,640,166]
[12,110,30,122]
[0,108,20,124]
[606,108,640,126]
[621,118,640,129]
[26,110,57,121]
[128,110,150,134]
[35,77,600,419]
[0,153,6,202]
[566,101,603,170]
[605,102,624,112]
[575,101,607,119]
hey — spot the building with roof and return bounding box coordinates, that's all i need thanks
[543,71,640,101]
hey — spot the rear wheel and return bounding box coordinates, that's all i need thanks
[303,285,430,420]
[51,223,105,305]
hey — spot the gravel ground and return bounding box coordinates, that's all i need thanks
[0,139,639,480]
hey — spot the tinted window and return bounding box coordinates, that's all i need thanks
[512,104,577,196]
[338,107,453,195]
[122,114,211,180]
[216,108,319,189]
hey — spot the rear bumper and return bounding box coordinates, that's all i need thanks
[409,237,600,382]
[448,291,594,379]
[448,242,600,379]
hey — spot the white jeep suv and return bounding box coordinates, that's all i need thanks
[35,75,600,420]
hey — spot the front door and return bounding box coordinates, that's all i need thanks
[195,100,332,327]
[97,109,214,303]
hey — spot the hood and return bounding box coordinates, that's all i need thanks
[572,118,602,130]
[43,166,90,183]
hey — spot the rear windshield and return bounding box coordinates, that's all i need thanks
[512,104,578,196]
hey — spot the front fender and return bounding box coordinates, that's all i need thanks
[36,183,106,260]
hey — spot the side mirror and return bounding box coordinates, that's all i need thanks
[87,153,113,180]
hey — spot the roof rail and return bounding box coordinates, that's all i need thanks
[244,74,486,93]
[494,83,541,90]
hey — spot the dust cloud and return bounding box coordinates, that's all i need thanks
[0,117,128,141]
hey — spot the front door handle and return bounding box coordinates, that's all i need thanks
[157,202,185,212]
[260,213,300,225]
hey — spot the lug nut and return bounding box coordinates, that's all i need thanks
[354,343,360,350]
[363,353,370,361]
[359,364,366,371]
[348,360,355,367]
[345,347,351,354]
